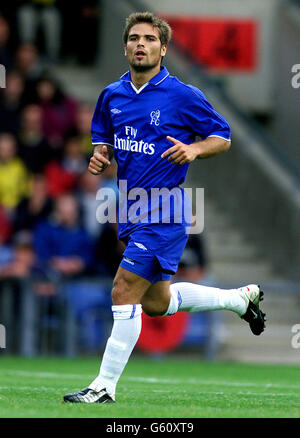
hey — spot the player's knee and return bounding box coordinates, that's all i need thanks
[111,271,137,304]
[111,278,127,304]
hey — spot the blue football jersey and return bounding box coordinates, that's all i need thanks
[91,66,230,240]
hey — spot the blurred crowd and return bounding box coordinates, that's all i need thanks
[1,1,100,66]
[0,2,208,292]
[0,2,126,289]
[0,3,212,355]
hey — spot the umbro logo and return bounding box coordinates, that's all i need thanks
[133,242,147,251]
[111,108,122,114]
[123,257,134,265]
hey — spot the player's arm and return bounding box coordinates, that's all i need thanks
[162,84,231,165]
[193,136,231,159]
[161,135,230,165]
[88,144,114,175]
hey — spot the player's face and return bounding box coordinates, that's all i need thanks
[125,23,167,72]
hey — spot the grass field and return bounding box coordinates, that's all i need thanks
[0,355,299,418]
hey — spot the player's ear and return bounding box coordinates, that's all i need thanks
[124,45,127,56]
[161,44,167,57]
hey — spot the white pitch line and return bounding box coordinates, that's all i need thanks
[2,370,86,379]
[150,389,299,398]
[0,386,70,392]
[124,376,300,391]
[1,369,300,392]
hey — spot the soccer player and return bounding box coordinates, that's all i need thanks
[64,12,266,404]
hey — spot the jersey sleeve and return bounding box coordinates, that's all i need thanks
[91,88,114,146]
[181,85,231,141]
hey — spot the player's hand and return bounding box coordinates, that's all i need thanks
[88,145,111,174]
[161,136,198,165]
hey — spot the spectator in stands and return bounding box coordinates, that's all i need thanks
[34,194,94,278]
[0,14,13,71]
[95,221,125,277]
[13,173,53,233]
[44,135,87,198]
[14,43,44,82]
[74,104,94,157]
[0,132,30,212]
[14,43,45,106]
[0,70,25,135]
[34,75,78,147]
[76,0,99,65]
[175,234,208,283]
[0,205,13,268]
[0,230,36,279]
[59,0,99,65]
[17,104,54,173]
[0,205,12,243]
[17,0,62,62]
[77,169,103,239]
[101,159,118,198]
[77,168,124,276]
[0,2,19,48]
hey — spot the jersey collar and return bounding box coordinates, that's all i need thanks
[120,66,170,87]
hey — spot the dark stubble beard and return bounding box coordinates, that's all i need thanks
[129,57,162,73]
[131,64,153,72]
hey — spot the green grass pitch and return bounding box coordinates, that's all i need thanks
[0,355,299,418]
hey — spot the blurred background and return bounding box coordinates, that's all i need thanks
[0,0,299,364]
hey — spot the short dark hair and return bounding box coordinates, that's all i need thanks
[123,12,172,46]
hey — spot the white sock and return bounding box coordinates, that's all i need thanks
[88,304,142,398]
[163,282,247,317]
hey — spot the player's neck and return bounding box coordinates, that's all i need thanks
[130,64,161,89]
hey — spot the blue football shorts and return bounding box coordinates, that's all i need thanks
[120,223,189,283]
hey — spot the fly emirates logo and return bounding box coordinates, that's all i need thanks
[114,126,155,155]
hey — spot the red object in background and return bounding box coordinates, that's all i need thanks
[44,161,78,198]
[137,312,189,353]
[0,206,12,243]
[163,16,258,72]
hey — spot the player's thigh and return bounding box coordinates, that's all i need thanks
[141,280,171,316]
[112,265,151,305]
